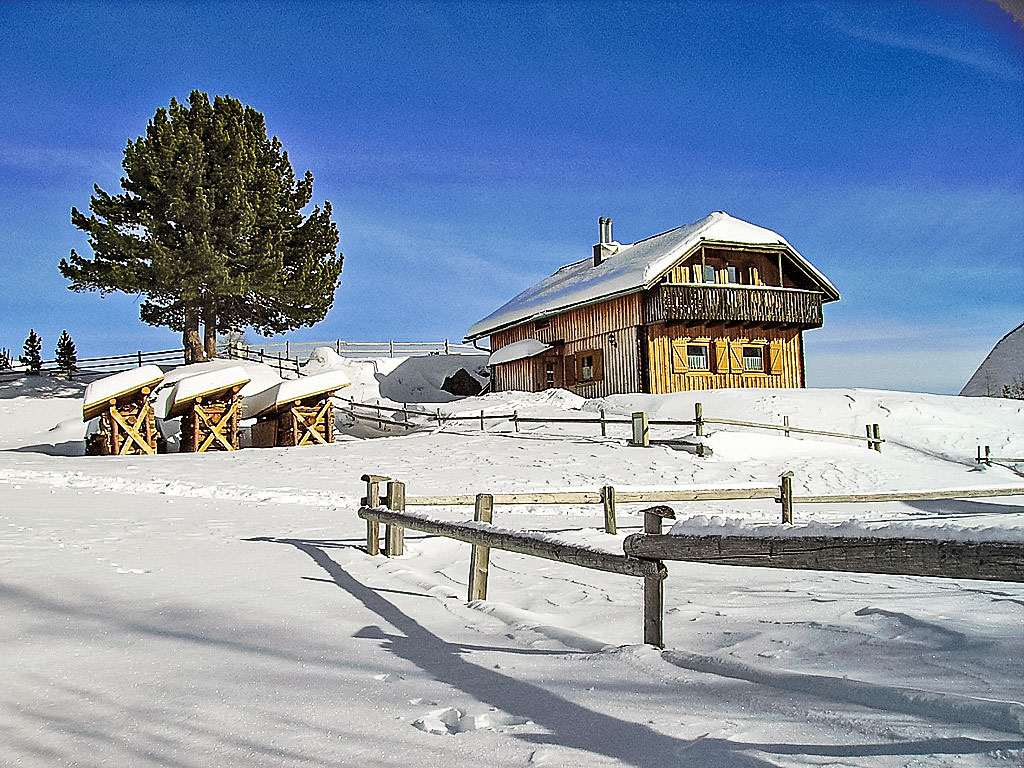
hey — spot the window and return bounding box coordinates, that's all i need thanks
[687,344,709,370]
[535,318,550,332]
[726,266,738,284]
[545,363,556,388]
[742,346,765,371]
[703,265,716,283]
[575,349,604,382]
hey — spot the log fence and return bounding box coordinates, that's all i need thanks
[357,473,1024,647]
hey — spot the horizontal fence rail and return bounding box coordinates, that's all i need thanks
[0,348,185,379]
[234,339,481,359]
[359,506,658,577]
[622,533,1024,583]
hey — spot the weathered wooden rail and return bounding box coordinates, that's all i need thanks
[0,348,184,380]
[357,474,1024,647]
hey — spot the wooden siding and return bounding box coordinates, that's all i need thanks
[646,323,804,393]
[490,294,643,395]
[646,284,824,328]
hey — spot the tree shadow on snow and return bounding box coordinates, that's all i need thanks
[254,537,1024,767]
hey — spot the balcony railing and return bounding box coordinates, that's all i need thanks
[645,284,824,327]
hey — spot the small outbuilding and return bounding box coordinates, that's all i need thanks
[244,370,350,447]
[83,365,165,455]
[465,211,840,396]
[164,366,251,452]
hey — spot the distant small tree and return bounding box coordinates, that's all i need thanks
[55,330,78,379]
[0,347,12,371]
[1003,372,1024,400]
[19,330,43,374]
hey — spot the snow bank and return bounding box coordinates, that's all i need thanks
[488,339,550,366]
[961,321,1024,397]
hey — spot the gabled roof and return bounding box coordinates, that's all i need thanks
[465,211,840,341]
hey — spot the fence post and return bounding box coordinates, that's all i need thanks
[872,424,882,453]
[985,445,991,466]
[377,400,382,431]
[361,474,389,555]
[513,411,519,433]
[865,425,873,450]
[600,408,607,437]
[389,340,394,358]
[468,493,493,601]
[436,408,442,428]
[285,341,290,358]
[137,350,143,367]
[631,412,649,447]
[784,415,790,438]
[445,338,450,355]
[260,349,265,363]
[779,471,794,524]
[602,485,617,535]
[337,339,342,355]
[641,505,674,648]
[480,410,485,431]
[694,402,703,437]
[384,481,406,557]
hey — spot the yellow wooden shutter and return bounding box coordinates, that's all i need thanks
[728,342,743,373]
[671,340,689,373]
[768,340,783,375]
[713,340,729,373]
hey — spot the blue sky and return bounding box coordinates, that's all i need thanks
[0,0,1021,394]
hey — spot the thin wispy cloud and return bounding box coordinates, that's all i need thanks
[821,8,1023,82]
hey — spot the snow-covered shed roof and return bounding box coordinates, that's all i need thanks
[161,366,252,419]
[82,365,165,420]
[242,370,351,419]
[465,211,840,341]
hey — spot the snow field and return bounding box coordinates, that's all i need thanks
[1,361,1023,766]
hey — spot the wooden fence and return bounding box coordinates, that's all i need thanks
[231,339,480,360]
[337,398,885,452]
[357,474,1024,647]
[0,348,184,380]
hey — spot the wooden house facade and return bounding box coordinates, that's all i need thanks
[465,212,839,396]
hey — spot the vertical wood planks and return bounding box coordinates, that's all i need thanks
[602,485,617,534]
[384,481,406,556]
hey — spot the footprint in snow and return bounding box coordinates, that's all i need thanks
[412,706,529,735]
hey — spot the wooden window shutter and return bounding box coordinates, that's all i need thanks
[749,266,760,285]
[671,340,689,373]
[563,354,576,387]
[593,349,604,381]
[713,340,730,373]
[728,342,743,373]
[768,340,783,375]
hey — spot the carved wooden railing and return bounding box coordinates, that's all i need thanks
[646,284,824,327]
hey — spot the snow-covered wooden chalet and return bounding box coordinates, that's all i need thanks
[465,211,840,396]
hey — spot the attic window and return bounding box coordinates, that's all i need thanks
[535,319,550,331]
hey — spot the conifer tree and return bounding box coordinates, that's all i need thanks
[55,330,78,379]
[60,91,343,363]
[0,347,12,371]
[20,330,42,374]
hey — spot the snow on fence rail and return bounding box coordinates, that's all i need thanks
[357,474,1024,647]
[0,348,184,379]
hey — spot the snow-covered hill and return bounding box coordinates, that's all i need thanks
[961,321,1024,397]
[1,367,1022,767]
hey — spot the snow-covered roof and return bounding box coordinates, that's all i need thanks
[162,366,252,419]
[465,211,840,341]
[82,365,165,420]
[487,338,552,366]
[960,321,1024,397]
[242,370,352,419]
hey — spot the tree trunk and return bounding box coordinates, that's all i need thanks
[203,299,218,360]
[184,304,203,363]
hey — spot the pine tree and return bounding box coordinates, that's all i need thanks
[60,91,343,363]
[20,330,42,374]
[55,330,78,379]
[0,347,12,371]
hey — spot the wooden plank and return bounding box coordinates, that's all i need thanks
[616,488,777,502]
[359,508,659,577]
[622,533,1024,582]
[602,485,616,535]
[704,416,879,443]
[406,492,603,506]
[793,488,1024,504]
[643,563,668,648]
[384,481,406,556]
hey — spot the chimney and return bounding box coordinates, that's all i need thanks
[593,216,615,266]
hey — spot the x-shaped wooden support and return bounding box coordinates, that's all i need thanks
[295,399,332,446]
[108,403,155,455]
[195,400,238,452]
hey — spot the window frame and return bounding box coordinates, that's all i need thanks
[574,348,604,383]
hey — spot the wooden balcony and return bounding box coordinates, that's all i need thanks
[645,284,824,328]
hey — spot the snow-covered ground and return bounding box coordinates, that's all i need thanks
[1,358,1023,767]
